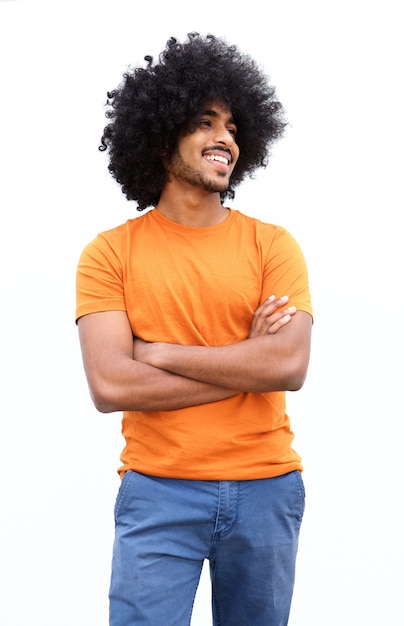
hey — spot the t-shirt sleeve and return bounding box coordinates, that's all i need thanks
[75,233,127,323]
[262,227,313,319]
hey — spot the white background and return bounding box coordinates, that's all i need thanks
[1,1,403,624]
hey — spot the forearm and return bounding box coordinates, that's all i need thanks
[87,358,238,413]
[137,339,287,392]
[78,311,238,414]
[135,312,312,393]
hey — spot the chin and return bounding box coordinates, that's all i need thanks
[208,179,230,194]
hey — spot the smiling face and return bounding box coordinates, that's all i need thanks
[166,100,240,194]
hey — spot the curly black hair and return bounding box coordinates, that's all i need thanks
[99,33,286,210]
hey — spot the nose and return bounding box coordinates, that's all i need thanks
[213,125,234,147]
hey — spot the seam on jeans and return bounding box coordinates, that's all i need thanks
[212,589,222,626]
[220,480,241,540]
[212,481,221,537]
[211,481,241,543]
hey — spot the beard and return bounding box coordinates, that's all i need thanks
[167,148,230,194]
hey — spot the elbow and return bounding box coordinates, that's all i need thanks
[286,373,307,392]
[253,366,307,393]
[93,399,117,414]
[259,356,309,393]
[91,392,118,414]
[88,375,149,413]
[88,380,122,414]
[284,357,309,391]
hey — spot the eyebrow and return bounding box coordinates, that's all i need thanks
[201,108,237,126]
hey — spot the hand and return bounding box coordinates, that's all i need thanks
[248,295,296,339]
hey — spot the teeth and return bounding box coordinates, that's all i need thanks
[206,155,229,165]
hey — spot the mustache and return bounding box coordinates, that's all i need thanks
[202,146,233,162]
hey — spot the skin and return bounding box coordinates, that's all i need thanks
[78,100,312,413]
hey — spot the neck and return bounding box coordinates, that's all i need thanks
[157,185,229,227]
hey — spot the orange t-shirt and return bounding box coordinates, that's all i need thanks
[76,208,313,480]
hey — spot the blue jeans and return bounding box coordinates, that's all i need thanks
[109,470,305,625]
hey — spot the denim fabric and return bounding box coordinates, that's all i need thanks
[109,470,305,626]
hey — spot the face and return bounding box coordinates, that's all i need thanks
[166,100,240,194]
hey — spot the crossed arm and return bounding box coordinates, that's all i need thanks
[77,295,312,413]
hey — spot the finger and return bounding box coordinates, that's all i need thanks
[263,305,297,331]
[254,302,295,330]
[258,295,289,317]
[249,296,293,338]
[253,295,275,318]
[267,312,293,335]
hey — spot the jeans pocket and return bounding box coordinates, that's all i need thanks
[293,470,306,523]
[113,469,135,522]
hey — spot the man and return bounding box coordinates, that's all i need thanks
[76,33,313,625]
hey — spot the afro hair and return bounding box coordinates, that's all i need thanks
[99,32,287,210]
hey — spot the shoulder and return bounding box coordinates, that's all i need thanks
[230,209,294,244]
[81,212,152,257]
[100,211,151,241]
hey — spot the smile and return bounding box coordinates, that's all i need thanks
[205,154,230,166]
